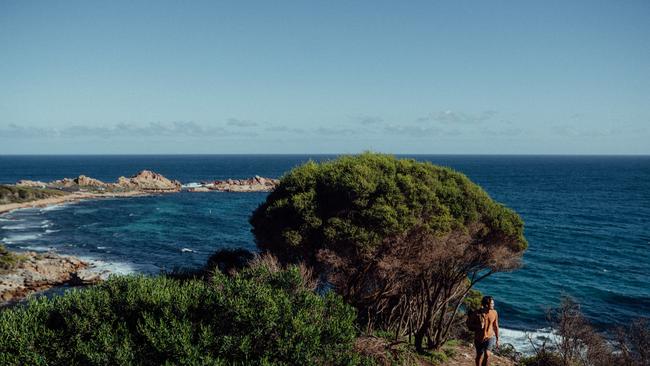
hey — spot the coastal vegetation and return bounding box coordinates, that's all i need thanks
[250,153,527,351]
[0,257,369,365]
[0,185,66,205]
[0,244,26,271]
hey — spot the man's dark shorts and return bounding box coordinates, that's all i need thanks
[475,336,496,355]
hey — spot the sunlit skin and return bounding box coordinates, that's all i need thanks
[475,299,499,366]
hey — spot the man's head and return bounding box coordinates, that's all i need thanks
[481,296,494,310]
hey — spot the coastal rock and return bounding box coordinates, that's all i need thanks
[51,177,77,187]
[14,170,180,193]
[0,251,88,304]
[188,186,211,192]
[68,268,109,286]
[15,180,48,188]
[74,175,106,187]
[116,170,181,192]
[188,176,279,192]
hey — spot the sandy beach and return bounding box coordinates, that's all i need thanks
[0,190,149,216]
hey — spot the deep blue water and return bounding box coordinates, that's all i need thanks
[1,155,649,335]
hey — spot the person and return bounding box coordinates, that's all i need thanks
[474,296,499,366]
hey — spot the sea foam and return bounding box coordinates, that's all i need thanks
[2,233,42,244]
[498,326,558,355]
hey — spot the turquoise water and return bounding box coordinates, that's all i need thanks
[1,155,649,339]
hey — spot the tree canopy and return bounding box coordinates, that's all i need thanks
[251,152,526,263]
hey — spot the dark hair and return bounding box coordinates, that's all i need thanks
[481,296,494,307]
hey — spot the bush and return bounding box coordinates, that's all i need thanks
[524,297,650,366]
[0,245,25,271]
[0,263,366,365]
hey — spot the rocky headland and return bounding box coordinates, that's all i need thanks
[186,175,279,192]
[0,251,106,305]
[16,169,182,193]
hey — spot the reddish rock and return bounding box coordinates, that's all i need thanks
[0,251,89,304]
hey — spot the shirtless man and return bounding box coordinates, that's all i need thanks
[475,296,499,366]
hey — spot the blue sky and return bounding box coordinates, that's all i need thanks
[1,0,649,154]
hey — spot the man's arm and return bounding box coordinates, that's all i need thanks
[494,311,500,348]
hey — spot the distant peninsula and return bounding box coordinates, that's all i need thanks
[1,170,279,215]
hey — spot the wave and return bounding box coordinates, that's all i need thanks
[76,256,160,276]
[499,327,558,355]
[18,245,56,252]
[181,182,202,188]
[45,229,60,234]
[40,204,69,212]
[1,224,29,230]
[1,219,50,230]
[2,233,42,244]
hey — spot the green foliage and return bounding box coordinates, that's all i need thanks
[427,349,449,365]
[519,350,565,366]
[0,245,25,271]
[463,288,484,312]
[0,185,66,204]
[0,265,366,365]
[250,152,526,262]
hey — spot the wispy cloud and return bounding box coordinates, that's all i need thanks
[416,110,497,124]
[384,124,441,137]
[264,125,307,134]
[0,123,53,138]
[0,121,258,139]
[551,119,650,138]
[481,127,523,137]
[316,127,359,136]
[353,115,384,125]
[226,118,258,127]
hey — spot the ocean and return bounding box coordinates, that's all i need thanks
[1,155,649,351]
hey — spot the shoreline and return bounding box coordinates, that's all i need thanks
[0,190,150,216]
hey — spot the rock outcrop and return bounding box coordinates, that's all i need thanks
[75,175,106,187]
[187,176,279,192]
[116,170,181,192]
[15,180,48,188]
[0,251,88,304]
[16,170,181,193]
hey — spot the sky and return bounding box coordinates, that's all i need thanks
[1,0,649,154]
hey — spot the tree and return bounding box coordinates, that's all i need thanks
[250,153,527,351]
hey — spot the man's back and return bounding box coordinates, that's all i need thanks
[474,309,498,343]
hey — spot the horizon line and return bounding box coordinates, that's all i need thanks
[1,153,649,157]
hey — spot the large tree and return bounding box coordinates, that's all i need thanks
[250,153,527,351]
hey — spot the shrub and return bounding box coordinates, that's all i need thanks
[0,185,66,204]
[615,318,650,366]
[0,263,366,365]
[250,153,527,351]
[0,245,25,271]
[523,297,650,366]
